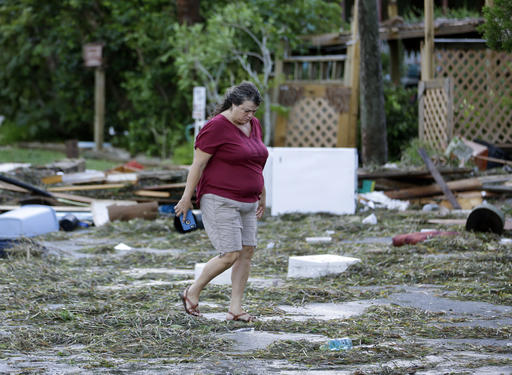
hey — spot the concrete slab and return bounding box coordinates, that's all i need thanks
[287,254,360,278]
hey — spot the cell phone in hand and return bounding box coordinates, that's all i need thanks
[174,210,197,233]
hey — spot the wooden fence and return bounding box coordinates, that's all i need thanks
[434,48,512,146]
[418,78,453,151]
[274,54,357,147]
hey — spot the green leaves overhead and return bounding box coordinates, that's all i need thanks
[0,0,342,155]
[480,0,512,52]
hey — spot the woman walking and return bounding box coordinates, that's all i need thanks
[175,81,268,322]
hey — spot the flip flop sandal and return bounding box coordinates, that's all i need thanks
[179,286,201,316]
[226,311,256,322]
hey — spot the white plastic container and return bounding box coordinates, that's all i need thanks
[0,205,59,239]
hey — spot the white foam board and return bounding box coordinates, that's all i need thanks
[287,254,361,279]
[268,148,357,216]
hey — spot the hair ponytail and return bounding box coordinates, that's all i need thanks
[211,81,262,118]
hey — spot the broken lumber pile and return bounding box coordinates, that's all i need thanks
[385,175,512,200]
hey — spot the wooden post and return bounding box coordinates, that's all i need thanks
[83,43,105,151]
[388,0,401,85]
[94,67,105,151]
[418,148,461,209]
[342,0,360,148]
[423,0,435,80]
[271,52,283,146]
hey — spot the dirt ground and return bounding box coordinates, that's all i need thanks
[1,205,511,374]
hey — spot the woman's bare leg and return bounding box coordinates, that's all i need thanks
[185,251,239,308]
[228,245,254,316]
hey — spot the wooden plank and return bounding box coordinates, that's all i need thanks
[0,205,91,212]
[418,148,461,209]
[475,155,512,167]
[357,167,472,179]
[385,177,482,200]
[52,192,97,203]
[0,181,29,193]
[134,190,170,198]
[139,182,186,191]
[48,183,126,192]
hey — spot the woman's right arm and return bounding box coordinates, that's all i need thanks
[174,148,212,220]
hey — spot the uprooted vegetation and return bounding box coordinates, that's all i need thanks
[1,208,511,373]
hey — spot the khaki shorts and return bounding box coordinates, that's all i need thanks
[200,193,258,254]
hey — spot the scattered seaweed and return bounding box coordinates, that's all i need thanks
[1,207,511,372]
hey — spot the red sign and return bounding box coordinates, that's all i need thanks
[83,43,103,67]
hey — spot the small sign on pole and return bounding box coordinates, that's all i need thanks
[192,87,207,140]
[83,43,103,67]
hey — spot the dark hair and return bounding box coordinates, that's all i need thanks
[211,81,262,117]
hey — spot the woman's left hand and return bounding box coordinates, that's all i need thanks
[256,196,265,219]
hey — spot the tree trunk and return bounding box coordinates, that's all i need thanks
[358,0,388,165]
[176,0,201,25]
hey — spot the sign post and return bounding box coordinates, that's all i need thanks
[83,43,105,151]
[192,86,206,141]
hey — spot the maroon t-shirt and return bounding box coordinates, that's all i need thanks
[195,114,269,205]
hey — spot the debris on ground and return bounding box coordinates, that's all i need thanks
[1,145,512,373]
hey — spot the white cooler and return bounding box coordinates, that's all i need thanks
[0,205,59,239]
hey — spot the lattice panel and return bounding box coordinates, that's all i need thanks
[284,97,338,147]
[436,49,512,144]
[422,87,450,151]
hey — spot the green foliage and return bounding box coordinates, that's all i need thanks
[479,0,512,52]
[172,141,194,165]
[399,138,439,166]
[0,0,187,158]
[0,0,343,157]
[0,146,118,170]
[171,0,342,116]
[384,83,419,161]
[400,4,480,23]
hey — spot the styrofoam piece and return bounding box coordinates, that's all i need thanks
[0,205,59,239]
[362,213,377,225]
[0,163,31,173]
[359,191,409,211]
[287,254,361,279]
[267,148,357,216]
[305,236,332,244]
[194,263,232,285]
[114,243,132,251]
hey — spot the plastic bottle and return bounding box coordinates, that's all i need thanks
[327,337,353,351]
